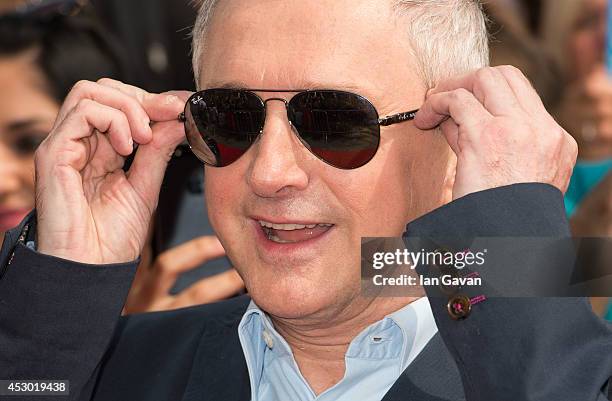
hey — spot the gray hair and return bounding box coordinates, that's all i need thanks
[192,0,489,89]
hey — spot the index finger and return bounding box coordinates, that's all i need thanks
[153,236,227,277]
[97,78,193,122]
[429,67,521,116]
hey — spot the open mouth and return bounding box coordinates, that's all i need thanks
[258,220,334,244]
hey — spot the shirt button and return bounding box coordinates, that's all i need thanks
[263,330,274,349]
[447,294,472,320]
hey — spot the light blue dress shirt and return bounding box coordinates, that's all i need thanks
[237,297,438,401]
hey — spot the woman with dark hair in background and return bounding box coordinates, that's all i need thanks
[0,10,124,243]
[0,5,243,314]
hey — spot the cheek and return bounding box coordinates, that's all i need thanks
[385,133,450,217]
[204,167,239,237]
[330,138,420,237]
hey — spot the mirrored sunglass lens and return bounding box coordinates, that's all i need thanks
[289,91,380,169]
[186,89,264,167]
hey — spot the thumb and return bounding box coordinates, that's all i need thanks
[127,118,186,211]
[126,90,192,207]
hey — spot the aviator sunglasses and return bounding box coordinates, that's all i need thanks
[179,89,419,169]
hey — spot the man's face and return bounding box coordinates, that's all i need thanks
[200,0,453,319]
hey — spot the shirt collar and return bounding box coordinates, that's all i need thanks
[238,297,438,381]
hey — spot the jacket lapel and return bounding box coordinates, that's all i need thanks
[382,334,465,401]
[181,300,251,401]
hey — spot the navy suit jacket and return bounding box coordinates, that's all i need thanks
[1,184,611,401]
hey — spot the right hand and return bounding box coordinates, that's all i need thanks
[124,236,244,314]
[35,79,191,264]
[555,66,612,160]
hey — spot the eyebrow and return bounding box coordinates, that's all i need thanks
[6,118,53,132]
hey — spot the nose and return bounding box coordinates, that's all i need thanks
[0,142,23,199]
[246,99,309,198]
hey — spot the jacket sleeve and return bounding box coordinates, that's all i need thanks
[405,183,612,401]
[0,212,138,401]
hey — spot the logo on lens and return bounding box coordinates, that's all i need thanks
[191,95,205,106]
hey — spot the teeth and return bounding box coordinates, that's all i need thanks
[258,220,333,231]
[267,233,293,243]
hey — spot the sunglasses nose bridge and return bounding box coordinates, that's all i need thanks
[263,97,289,106]
[261,97,293,132]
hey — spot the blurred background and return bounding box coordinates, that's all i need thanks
[0,0,610,319]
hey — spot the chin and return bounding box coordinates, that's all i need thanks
[246,268,360,320]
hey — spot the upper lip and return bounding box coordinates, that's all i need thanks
[251,216,333,226]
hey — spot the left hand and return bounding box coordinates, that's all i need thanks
[415,65,578,200]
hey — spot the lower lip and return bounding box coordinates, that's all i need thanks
[0,209,30,232]
[252,220,334,256]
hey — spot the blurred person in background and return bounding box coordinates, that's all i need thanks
[485,0,562,110]
[542,0,612,318]
[0,3,242,314]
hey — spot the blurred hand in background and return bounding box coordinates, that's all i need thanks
[124,235,244,314]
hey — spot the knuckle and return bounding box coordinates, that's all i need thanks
[154,255,171,273]
[96,77,115,86]
[475,67,495,83]
[498,64,521,77]
[547,126,565,147]
[566,133,579,158]
[74,98,95,113]
[507,65,522,75]
[191,286,211,302]
[450,88,472,101]
[72,79,93,93]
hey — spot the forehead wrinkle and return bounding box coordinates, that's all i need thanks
[203,78,371,93]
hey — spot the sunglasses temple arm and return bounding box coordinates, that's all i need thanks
[378,109,419,127]
[178,112,187,122]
